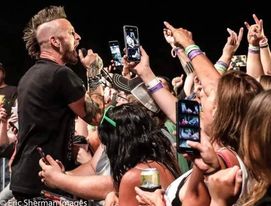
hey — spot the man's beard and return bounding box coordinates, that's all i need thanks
[62,42,79,65]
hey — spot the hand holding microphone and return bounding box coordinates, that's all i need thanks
[78,48,103,77]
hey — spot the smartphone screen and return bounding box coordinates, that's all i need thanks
[109,40,123,67]
[176,99,200,155]
[231,55,247,71]
[123,25,141,62]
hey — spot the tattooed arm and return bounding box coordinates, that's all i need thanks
[69,82,104,126]
[69,49,105,125]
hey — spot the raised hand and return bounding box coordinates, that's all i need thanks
[171,75,184,91]
[223,27,244,57]
[163,21,194,48]
[163,28,175,48]
[78,48,103,77]
[244,14,264,46]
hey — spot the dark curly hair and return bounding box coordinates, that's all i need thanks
[23,5,67,59]
[98,103,181,189]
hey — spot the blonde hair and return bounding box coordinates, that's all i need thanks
[238,90,271,205]
[23,5,66,59]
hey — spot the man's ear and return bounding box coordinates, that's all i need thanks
[50,36,60,48]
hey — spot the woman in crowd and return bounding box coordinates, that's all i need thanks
[206,90,271,206]
[100,103,181,206]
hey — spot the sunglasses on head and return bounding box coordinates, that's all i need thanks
[100,105,116,127]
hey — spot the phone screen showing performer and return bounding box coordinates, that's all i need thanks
[123,25,141,62]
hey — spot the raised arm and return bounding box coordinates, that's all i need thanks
[131,47,178,123]
[253,14,271,75]
[215,27,243,74]
[69,49,105,126]
[163,21,220,97]
[245,14,265,79]
[164,28,196,97]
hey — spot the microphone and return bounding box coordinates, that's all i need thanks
[81,47,103,78]
[80,48,87,57]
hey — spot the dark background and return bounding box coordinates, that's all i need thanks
[0,0,269,86]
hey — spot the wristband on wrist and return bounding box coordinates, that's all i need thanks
[187,49,203,61]
[214,60,228,74]
[259,37,269,48]
[185,45,203,61]
[184,45,200,56]
[248,44,260,54]
[145,78,160,89]
[147,82,164,94]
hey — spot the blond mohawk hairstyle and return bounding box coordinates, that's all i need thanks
[23,5,67,59]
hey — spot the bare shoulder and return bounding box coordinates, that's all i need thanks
[120,162,168,186]
[118,164,144,205]
[121,166,142,186]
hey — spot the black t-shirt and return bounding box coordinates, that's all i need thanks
[10,59,86,195]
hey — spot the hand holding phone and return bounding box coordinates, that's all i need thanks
[3,97,13,118]
[176,99,200,155]
[37,147,50,165]
[123,25,141,62]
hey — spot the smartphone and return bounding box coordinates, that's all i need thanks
[176,99,200,155]
[123,25,141,62]
[3,97,13,117]
[109,40,123,67]
[36,147,50,164]
[231,55,247,70]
